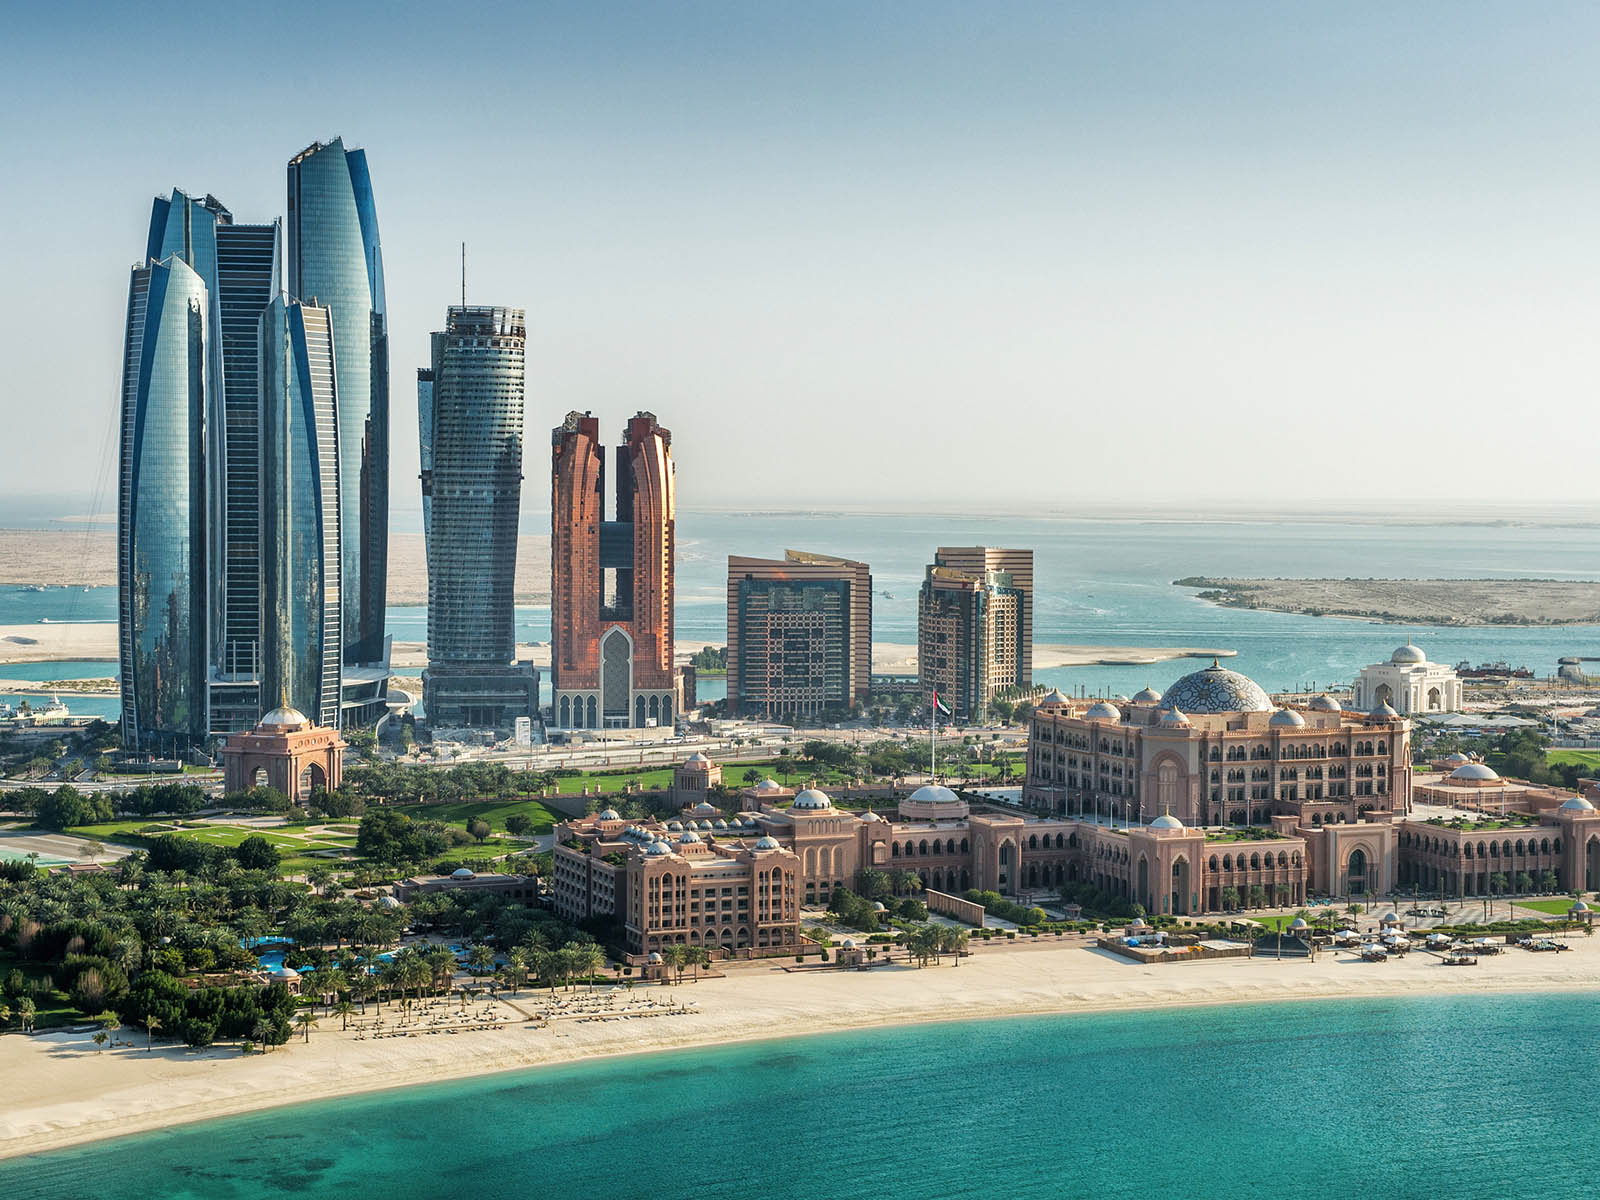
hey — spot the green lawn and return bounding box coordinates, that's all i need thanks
[1513,898,1590,916]
[392,798,559,833]
[1547,750,1600,769]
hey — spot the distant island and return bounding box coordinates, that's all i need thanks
[1175,577,1600,626]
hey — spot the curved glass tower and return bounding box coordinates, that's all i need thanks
[118,256,210,752]
[286,138,388,670]
[260,298,342,726]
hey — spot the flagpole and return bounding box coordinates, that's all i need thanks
[930,690,937,781]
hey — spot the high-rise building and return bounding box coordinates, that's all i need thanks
[143,190,281,733]
[118,255,211,753]
[258,297,342,727]
[550,412,675,729]
[417,306,538,728]
[917,547,1033,722]
[287,137,388,671]
[726,551,872,719]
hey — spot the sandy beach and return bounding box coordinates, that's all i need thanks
[4,935,1596,1161]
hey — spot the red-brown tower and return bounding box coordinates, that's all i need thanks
[550,411,675,728]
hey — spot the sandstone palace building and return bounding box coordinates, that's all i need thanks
[549,412,675,729]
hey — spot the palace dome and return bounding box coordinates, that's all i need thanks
[1132,687,1163,704]
[753,778,784,793]
[791,788,833,811]
[841,938,856,949]
[1269,708,1306,728]
[259,705,309,729]
[678,831,701,844]
[907,785,961,805]
[1391,642,1427,665]
[1083,701,1123,721]
[1309,694,1342,713]
[1442,752,1471,765]
[597,809,620,821]
[1450,763,1499,783]
[1040,688,1071,706]
[1149,813,1184,831]
[754,836,781,851]
[1156,706,1191,729]
[1560,797,1595,811]
[684,752,711,767]
[451,868,476,879]
[645,841,671,856]
[1160,663,1273,714]
[1369,701,1399,720]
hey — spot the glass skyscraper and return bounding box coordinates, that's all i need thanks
[286,138,388,670]
[259,297,342,727]
[118,255,211,753]
[417,307,537,728]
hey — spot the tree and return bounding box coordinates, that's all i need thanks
[572,942,605,989]
[504,947,529,996]
[504,814,532,837]
[235,836,281,872]
[661,944,687,984]
[144,1012,160,1049]
[1220,886,1240,912]
[466,943,496,977]
[296,1011,319,1042]
[467,817,491,844]
[93,1030,108,1052]
[333,999,354,1031]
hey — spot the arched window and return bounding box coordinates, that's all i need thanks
[892,842,900,857]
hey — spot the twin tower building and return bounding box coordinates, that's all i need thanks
[119,136,676,751]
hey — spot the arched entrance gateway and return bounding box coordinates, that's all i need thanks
[1587,836,1600,891]
[221,705,345,807]
[1346,847,1369,896]
[1171,857,1191,916]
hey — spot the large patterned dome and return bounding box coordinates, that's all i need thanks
[1160,663,1273,714]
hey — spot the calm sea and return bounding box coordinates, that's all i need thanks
[5,512,1598,714]
[5,993,1599,1199]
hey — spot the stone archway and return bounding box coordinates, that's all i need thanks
[1171,856,1191,916]
[1427,686,1442,710]
[1347,846,1369,895]
[1137,857,1150,910]
[1374,684,1393,707]
[1586,836,1600,891]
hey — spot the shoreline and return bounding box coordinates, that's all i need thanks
[4,936,1597,1161]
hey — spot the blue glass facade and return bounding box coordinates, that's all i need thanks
[118,257,210,752]
[286,139,388,669]
[260,298,342,727]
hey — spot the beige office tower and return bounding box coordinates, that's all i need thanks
[918,547,1033,721]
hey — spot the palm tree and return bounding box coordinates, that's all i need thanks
[0,1003,10,1030]
[504,948,529,996]
[684,945,709,982]
[295,1011,319,1042]
[143,1012,160,1049]
[93,1031,108,1053]
[332,999,354,1031]
[466,943,496,978]
[251,1018,272,1052]
[661,943,688,984]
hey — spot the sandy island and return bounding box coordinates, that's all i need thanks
[1178,576,1600,626]
[3,935,1596,1160]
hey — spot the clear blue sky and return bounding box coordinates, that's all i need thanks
[4,1,1599,522]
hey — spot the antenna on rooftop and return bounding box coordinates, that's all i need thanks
[461,242,466,307]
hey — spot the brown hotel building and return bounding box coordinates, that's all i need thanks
[550,412,675,729]
[726,551,872,719]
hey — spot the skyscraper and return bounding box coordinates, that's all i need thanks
[143,191,281,731]
[550,412,675,729]
[259,297,342,727]
[417,306,538,728]
[726,551,872,719]
[917,547,1033,722]
[287,137,388,670]
[118,255,211,753]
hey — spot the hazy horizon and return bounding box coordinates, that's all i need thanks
[5,2,1600,520]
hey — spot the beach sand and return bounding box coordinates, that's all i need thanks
[3,935,1596,1160]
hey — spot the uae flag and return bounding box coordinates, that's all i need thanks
[932,691,951,717]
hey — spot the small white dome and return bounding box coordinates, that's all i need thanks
[1450,763,1500,782]
[754,835,781,851]
[667,821,684,831]
[451,868,476,879]
[258,705,309,729]
[1156,705,1191,729]
[753,778,783,793]
[1289,917,1309,930]
[1391,642,1427,664]
[872,901,887,911]
[597,809,620,821]
[1150,813,1184,831]
[1571,900,1591,912]
[1269,708,1306,728]
[269,965,299,978]
[1308,694,1342,712]
[841,938,856,949]
[1040,688,1071,706]
[907,784,961,805]
[376,895,402,909]
[1084,701,1122,721]
[1369,701,1399,720]
[1442,752,1470,765]
[691,801,719,814]
[861,809,883,822]
[713,819,729,829]
[1381,912,1400,923]
[678,831,701,844]
[1132,687,1163,704]
[684,752,711,766]
[1560,796,1596,811]
[645,841,671,856]
[791,788,833,811]
[647,951,663,963]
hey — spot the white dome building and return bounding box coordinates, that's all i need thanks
[1352,641,1461,715]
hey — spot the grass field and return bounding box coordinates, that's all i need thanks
[1547,750,1600,769]
[63,819,360,875]
[1513,897,1591,916]
[392,798,559,834]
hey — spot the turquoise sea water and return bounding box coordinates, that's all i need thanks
[5,516,1599,717]
[6,993,1600,1200]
